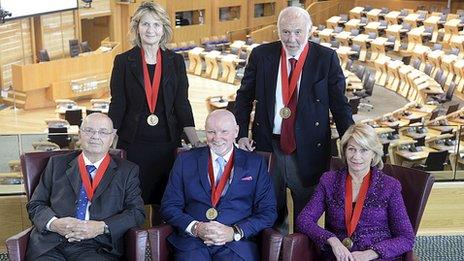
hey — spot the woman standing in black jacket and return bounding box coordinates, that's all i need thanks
[109,2,201,208]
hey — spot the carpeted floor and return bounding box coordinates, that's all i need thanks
[414,235,464,261]
[1,235,463,260]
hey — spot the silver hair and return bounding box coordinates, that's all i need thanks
[277,6,312,35]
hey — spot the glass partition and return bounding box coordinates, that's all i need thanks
[175,9,205,26]
[219,6,241,21]
[254,3,276,18]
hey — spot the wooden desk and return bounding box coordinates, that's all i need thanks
[187,47,205,75]
[396,146,437,161]
[349,7,364,19]
[424,15,442,43]
[345,19,361,32]
[366,9,382,23]
[403,13,423,28]
[0,184,24,195]
[352,34,370,61]
[385,11,401,25]
[327,16,341,29]
[12,41,120,110]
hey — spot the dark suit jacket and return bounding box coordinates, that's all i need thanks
[160,147,277,260]
[108,46,195,144]
[297,167,415,260]
[25,151,145,260]
[234,41,354,186]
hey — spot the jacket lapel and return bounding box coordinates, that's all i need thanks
[222,147,247,201]
[128,46,145,89]
[297,42,317,112]
[265,43,281,127]
[161,50,175,114]
[66,157,81,197]
[92,157,118,201]
[198,148,212,196]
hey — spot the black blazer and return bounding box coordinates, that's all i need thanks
[25,151,145,260]
[108,46,195,144]
[234,41,354,186]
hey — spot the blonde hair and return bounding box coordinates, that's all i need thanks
[339,123,384,169]
[129,1,173,49]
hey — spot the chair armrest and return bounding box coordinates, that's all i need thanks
[260,228,283,261]
[282,232,319,261]
[148,224,173,261]
[124,227,148,261]
[5,227,33,261]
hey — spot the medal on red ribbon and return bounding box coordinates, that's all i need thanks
[206,150,235,220]
[141,48,162,126]
[77,153,111,201]
[279,43,309,119]
[343,171,371,250]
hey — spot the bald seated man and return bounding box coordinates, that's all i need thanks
[161,109,277,261]
[26,113,145,261]
[234,6,353,232]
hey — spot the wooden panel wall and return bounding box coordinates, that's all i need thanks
[167,0,211,44]
[0,19,34,89]
[248,0,286,29]
[212,0,248,36]
[35,11,78,59]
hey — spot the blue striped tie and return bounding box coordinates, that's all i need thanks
[75,165,96,220]
[216,157,226,185]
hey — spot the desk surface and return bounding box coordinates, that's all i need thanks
[396,146,437,161]
[0,184,25,195]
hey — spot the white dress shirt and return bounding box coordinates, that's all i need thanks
[185,148,234,235]
[273,49,304,134]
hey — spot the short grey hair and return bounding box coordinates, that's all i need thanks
[340,123,384,169]
[129,1,173,50]
[277,6,312,35]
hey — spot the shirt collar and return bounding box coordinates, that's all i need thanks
[210,147,234,163]
[82,153,105,169]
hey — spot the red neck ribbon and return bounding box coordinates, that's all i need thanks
[280,43,310,105]
[207,150,235,207]
[141,48,163,114]
[344,171,371,237]
[77,153,111,201]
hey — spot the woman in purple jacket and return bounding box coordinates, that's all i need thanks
[297,124,414,261]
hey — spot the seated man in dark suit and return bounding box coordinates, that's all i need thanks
[26,113,145,261]
[160,109,277,261]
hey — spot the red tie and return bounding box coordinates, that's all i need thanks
[280,58,297,154]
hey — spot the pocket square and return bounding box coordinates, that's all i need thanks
[241,176,253,181]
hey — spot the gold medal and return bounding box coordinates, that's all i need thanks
[342,237,353,250]
[280,107,292,119]
[206,207,218,220]
[147,114,159,126]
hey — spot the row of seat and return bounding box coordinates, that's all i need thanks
[186,40,259,84]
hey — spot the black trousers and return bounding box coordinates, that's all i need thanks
[271,139,316,233]
[118,139,177,205]
[34,240,118,261]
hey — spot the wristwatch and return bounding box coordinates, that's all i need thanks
[103,224,110,235]
[232,225,243,241]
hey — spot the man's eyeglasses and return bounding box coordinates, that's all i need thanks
[80,128,114,137]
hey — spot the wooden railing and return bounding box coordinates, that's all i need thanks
[306,0,355,27]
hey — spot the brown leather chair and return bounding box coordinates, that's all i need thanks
[5,149,148,261]
[282,160,434,261]
[148,150,283,260]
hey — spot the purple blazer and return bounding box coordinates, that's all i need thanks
[296,167,414,260]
